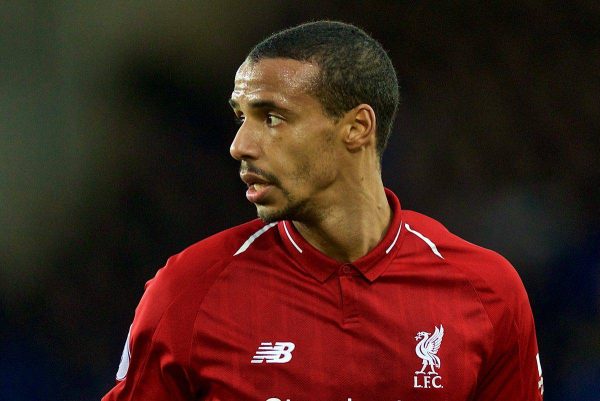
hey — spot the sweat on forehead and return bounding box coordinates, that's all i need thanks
[234,58,320,94]
[230,59,324,115]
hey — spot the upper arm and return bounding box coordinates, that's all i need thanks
[473,262,544,400]
[102,260,198,401]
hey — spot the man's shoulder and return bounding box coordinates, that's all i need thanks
[401,210,536,349]
[125,219,277,343]
[401,210,525,301]
[402,210,508,262]
[173,218,270,266]
[144,219,275,298]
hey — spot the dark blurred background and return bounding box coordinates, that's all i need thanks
[1,1,598,400]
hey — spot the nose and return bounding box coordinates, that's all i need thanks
[230,122,260,161]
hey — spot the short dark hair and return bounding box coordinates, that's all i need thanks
[248,21,399,158]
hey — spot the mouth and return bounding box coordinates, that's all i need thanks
[248,182,269,190]
[240,171,274,204]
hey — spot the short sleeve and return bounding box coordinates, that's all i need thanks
[102,261,196,401]
[473,269,544,400]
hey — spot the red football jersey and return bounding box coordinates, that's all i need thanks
[102,189,543,401]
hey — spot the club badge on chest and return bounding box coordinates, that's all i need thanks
[413,325,444,389]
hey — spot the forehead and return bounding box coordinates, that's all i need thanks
[231,58,320,108]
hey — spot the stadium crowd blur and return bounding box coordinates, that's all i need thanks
[1,2,598,400]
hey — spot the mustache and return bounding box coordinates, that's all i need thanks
[239,161,281,187]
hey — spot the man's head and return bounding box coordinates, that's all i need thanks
[248,21,399,157]
[229,21,399,223]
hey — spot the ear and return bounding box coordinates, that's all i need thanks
[343,104,376,152]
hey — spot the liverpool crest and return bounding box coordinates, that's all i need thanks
[413,325,444,389]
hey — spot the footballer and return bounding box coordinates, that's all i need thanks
[103,21,543,401]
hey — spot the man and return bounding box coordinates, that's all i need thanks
[103,21,543,400]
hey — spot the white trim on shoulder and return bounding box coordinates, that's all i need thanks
[234,222,278,256]
[116,324,132,381]
[283,221,303,253]
[405,223,444,259]
[385,222,403,254]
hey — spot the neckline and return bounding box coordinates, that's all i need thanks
[277,188,405,282]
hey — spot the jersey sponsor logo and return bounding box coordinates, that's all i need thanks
[116,324,132,381]
[251,342,295,364]
[413,325,444,389]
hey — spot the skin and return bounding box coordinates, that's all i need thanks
[229,58,391,262]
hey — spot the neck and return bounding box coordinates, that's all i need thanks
[292,174,391,263]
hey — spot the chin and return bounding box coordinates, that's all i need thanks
[256,206,288,224]
[256,198,308,224]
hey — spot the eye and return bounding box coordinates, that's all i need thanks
[266,114,284,127]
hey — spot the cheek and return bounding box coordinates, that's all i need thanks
[276,120,339,186]
[292,136,338,185]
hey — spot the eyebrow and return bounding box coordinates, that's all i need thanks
[228,98,291,114]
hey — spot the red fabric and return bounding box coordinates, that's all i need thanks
[102,189,543,401]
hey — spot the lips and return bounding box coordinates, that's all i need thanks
[240,171,269,186]
[240,171,273,203]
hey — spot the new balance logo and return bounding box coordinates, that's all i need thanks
[251,342,295,364]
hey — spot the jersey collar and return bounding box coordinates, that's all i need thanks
[277,188,405,283]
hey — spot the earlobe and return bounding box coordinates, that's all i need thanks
[344,104,376,152]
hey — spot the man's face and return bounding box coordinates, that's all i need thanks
[229,58,342,223]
